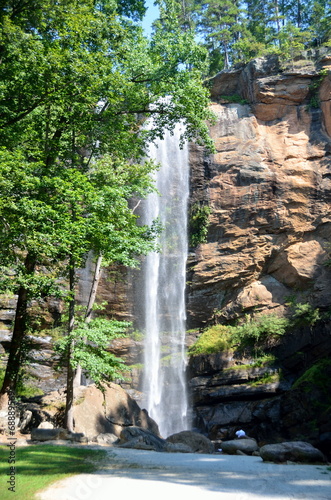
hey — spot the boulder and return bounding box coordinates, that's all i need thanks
[166,430,214,454]
[31,427,87,442]
[118,426,167,452]
[96,433,119,445]
[73,383,159,440]
[259,441,326,463]
[221,438,259,455]
[31,428,69,441]
[165,442,193,453]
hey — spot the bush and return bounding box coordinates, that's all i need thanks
[189,202,211,247]
[188,314,288,357]
[289,302,321,327]
[231,314,289,346]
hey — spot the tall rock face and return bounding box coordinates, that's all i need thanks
[187,51,331,328]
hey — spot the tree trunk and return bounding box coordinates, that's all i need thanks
[85,253,103,323]
[0,253,36,407]
[64,262,76,432]
[73,253,103,387]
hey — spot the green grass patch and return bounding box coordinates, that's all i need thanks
[248,371,281,387]
[223,355,277,371]
[0,445,108,500]
[188,324,233,355]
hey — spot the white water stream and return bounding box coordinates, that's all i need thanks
[141,124,190,437]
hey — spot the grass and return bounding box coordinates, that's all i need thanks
[248,371,281,387]
[188,324,233,356]
[223,355,277,371]
[0,444,108,500]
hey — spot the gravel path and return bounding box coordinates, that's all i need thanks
[38,446,331,500]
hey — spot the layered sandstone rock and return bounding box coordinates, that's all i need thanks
[187,50,331,327]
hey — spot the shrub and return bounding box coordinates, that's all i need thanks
[188,315,288,357]
[231,314,288,346]
[189,202,211,247]
[289,302,321,327]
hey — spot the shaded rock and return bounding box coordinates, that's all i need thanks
[166,430,214,454]
[192,378,289,406]
[96,433,119,445]
[318,432,331,459]
[73,383,159,440]
[221,438,259,455]
[31,427,87,443]
[119,426,167,452]
[260,441,326,463]
[31,428,69,441]
[188,352,233,377]
[165,442,193,453]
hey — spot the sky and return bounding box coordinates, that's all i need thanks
[141,0,159,36]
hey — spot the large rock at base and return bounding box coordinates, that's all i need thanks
[166,430,214,454]
[221,438,259,455]
[31,428,69,441]
[118,426,167,452]
[31,427,87,443]
[260,441,326,463]
[73,383,159,440]
[96,433,119,445]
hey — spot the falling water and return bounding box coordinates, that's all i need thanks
[141,123,190,438]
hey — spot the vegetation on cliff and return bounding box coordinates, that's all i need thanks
[189,304,324,357]
[189,314,288,356]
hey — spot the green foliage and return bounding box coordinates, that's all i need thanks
[131,330,145,341]
[223,354,277,370]
[220,94,249,105]
[0,367,44,398]
[55,317,130,388]
[307,69,329,109]
[292,358,331,393]
[188,324,233,355]
[189,202,211,247]
[248,371,281,386]
[290,302,321,326]
[250,353,277,367]
[231,314,289,347]
[0,445,107,500]
[188,314,288,357]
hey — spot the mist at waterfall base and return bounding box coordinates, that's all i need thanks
[140,124,190,438]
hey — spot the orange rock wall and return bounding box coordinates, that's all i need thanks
[187,52,331,327]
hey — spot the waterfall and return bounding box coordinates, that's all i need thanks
[141,123,190,438]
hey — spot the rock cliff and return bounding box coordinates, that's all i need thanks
[187,50,331,327]
[187,50,331,453]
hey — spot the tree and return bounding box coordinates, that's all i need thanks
[0,0,215,411]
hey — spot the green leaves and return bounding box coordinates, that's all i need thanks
[55,317,130,387]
